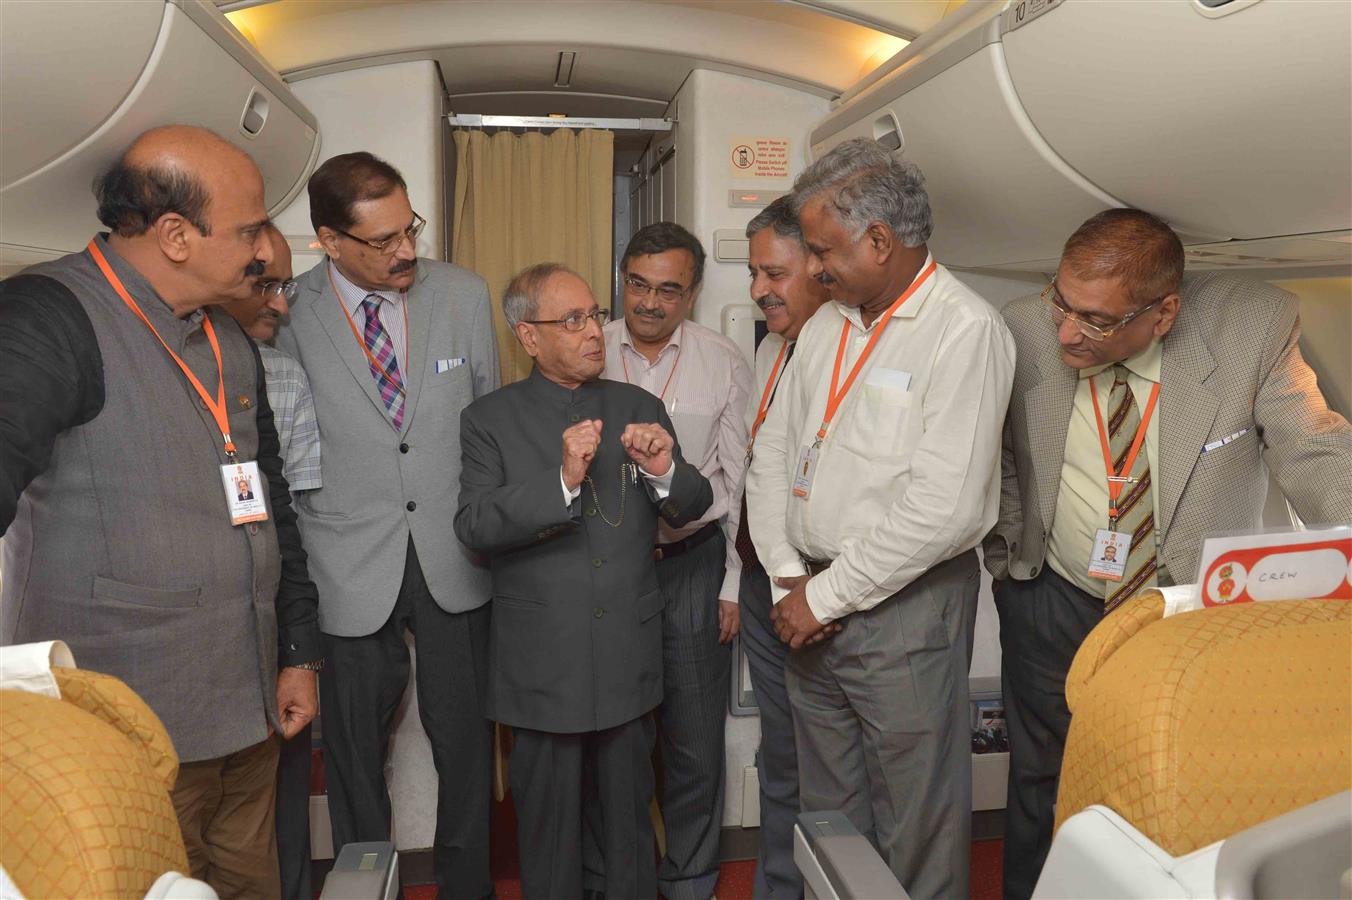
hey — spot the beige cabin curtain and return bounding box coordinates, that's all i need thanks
[452,128,614,385]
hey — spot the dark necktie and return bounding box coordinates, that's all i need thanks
[735,341,795,570]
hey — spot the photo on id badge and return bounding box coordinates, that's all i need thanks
[222,461,268,525]
[1088,528,1128,581]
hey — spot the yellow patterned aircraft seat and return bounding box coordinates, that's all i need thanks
[1033,592,1352,899]
[1,664,198,898]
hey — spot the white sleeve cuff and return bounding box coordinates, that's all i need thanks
[560,468,582,506]
[640,463,674,499]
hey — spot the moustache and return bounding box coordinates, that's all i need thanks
[634,306,666,320]
[755,294,785,310]
[245,259,265,277]
[389,258,418,275]
[814,272,836,286]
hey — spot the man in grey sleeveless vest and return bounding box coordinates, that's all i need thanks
[274,152,499,898]
[0,126,322,900]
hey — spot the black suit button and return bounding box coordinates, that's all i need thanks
[585,508,597,517]
[593,607,605,618]
[591,558,603,568]
[406,501,417,512]
[400,443,409,453]
[1030,565,1039,576]
[570,413,581,423]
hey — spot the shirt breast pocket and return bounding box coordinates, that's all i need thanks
[840,382,913,459]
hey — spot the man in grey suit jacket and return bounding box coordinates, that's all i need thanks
[455,263,712,900]
[984,208,1352,900]
[274,152,499,897]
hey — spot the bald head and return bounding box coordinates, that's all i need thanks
[95,125,274,313]
[96,126,256,237]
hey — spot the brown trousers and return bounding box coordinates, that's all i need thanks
[172,736,281,900]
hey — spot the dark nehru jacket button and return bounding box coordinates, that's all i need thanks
[593,607,606,619]
[570,413,581,423]
[406,501,417,512]
[585,507,598,517]
[399,442,409,453]
[591,558,603,568]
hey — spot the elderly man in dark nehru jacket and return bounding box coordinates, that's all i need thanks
[455,262,712,900]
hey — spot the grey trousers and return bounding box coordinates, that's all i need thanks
[655,532,731,900]
[513,715,658,900]
[740,561,802,900]
[786,550,979,900]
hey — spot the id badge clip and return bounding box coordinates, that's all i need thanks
[222,461,269,526]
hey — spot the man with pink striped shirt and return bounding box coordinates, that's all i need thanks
[602,222,753,900]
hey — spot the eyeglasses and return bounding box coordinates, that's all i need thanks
[623,274,690,304]
[257,279,298,301]
[334,212,427,256]
[523,309,611,332]
[1041,281,1165,342]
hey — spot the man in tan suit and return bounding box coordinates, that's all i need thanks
[985,208,1352,900]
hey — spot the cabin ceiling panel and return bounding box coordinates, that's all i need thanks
[225,0,907,97]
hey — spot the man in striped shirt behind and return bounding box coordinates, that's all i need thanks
[224,225,322,900]
[602,223,753,900]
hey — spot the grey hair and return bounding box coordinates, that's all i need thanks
[502,262,574,330]
[791,137,933,247]
[745,194,803,243]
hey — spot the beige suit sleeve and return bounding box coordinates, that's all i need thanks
[1254,297,1352,524]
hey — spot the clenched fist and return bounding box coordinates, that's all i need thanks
[621,422,674,477]
[562,419,603,491]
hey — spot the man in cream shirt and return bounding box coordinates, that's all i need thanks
[746,138,1015,900]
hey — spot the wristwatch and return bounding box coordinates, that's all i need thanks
[288,659,325,672]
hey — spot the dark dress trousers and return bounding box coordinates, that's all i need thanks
[455,368,712,900]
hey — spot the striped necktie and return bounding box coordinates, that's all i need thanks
[1104,364,1157,613]
[361,295,405,429]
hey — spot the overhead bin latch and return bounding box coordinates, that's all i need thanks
[873,113,903,153]
[240,87,270,138]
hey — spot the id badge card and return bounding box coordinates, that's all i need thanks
[1087,528,1129,581]
[791,443,819,499]
[221,461,269,526]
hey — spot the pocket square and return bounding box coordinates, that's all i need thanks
[435,358,467,374]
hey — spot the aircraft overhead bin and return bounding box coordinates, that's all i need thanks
[0,0,320,276]
[810,0,1352,273]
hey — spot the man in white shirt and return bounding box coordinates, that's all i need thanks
[746,138,1015,900]
[602,223,753,900]
[738,196,829,900]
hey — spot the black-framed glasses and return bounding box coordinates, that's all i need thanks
[523,309,611,332]
[1041,280,1165,342]
[257,279,298,301]
[623,274,690,304]
[334,212,427,256]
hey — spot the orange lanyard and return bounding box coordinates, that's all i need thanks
[87,240,238,459]
[816,260,936,443]
[1089,374,1160,523]
[328,263,408,396]
[749,339,790,444]
[621,322,684,402]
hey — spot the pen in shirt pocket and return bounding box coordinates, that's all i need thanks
[1201,427,1251,454]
